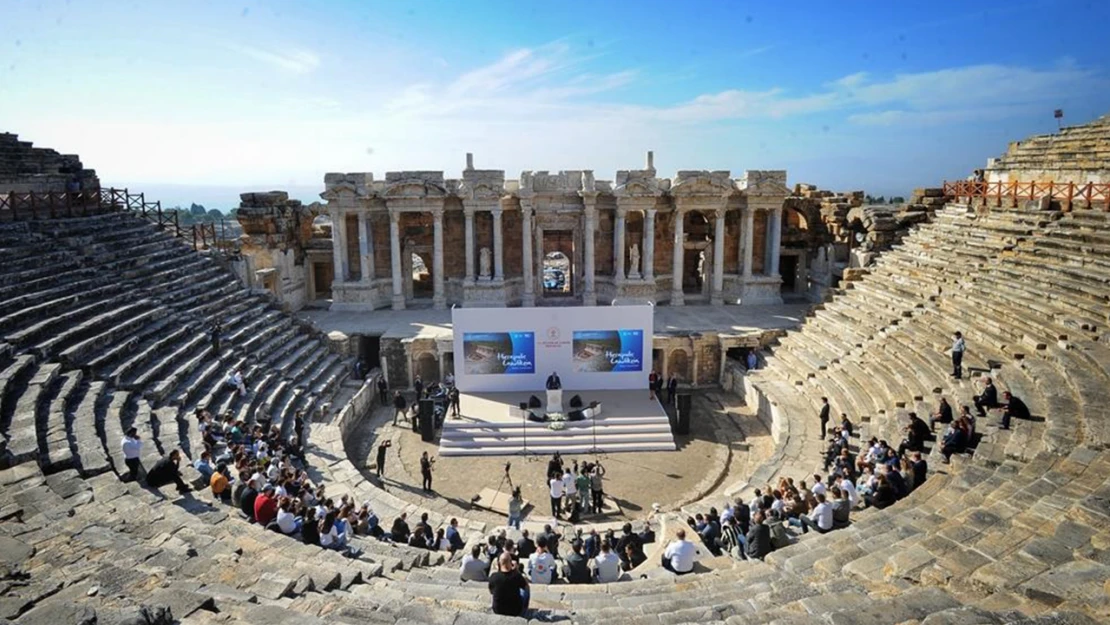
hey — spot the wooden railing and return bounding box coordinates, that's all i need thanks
[1,187,235,250]
[944,180,1110,211]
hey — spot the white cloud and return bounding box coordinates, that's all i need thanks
[229,44,320,74]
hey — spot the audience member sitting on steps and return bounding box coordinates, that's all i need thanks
[146,449,191,494]
[897,412,931,457]
[593,541,622,581]
[488,552,530,617]
[795,492,833,534]
[527,536,556,584]
[564,540,591,584]
[999,391,1029,430]
[460,545,488,582]
[254,484,278,526]
[210,463,232,502]
[662,528,697,575]
[931,397,954,433]
[121,427,142,482]
[940,419,970,464]
[745,510,772,560]
[974,376,1000,417]
[225,368,247,397]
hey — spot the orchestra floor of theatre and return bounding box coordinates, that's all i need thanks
[345,388,777,526]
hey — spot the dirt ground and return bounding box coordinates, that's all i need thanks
[345,391,762,525]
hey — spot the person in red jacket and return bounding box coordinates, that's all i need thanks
[254,484,278,527]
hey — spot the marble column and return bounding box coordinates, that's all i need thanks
[492,207,504,281]
[463,209,475,283]
[389,211,405,310]
[643,208,656,281]
[614,208,627,282]
[671,209,685,306]
[522,205,535,306]
[432,209,445,309]
[331,208,347,283]
[768,207,783,277]
[583,203,597,305]
[358,212,374,283]
[741,206,754,279]
[711,209,725,305]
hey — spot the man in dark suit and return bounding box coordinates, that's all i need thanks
[819,397,830,439]
[666,374,678,405]
[999,391,1029,430]
[546,371,561,390]
[974,377,999,417]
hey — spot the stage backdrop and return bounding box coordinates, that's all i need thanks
[452,305,653,392]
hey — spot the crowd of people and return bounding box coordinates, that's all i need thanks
[542,453,606,523]
[463,521,658,616]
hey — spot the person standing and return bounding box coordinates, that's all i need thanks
[377,376,388,405]
[121,427,142,482]
[648,370,659,400]
[449,385,461,417]
[546,371,561,390]
[819,397,830,439]
[209,320,221,357]
[413,375,424,400]
[590,462,605,514]
[375,439,391,478]
[951,331,966,379]
[666,373,678,406]
[549,471,565,518]
[508,487,523,529]
[392,391,407,426]
[420,451,434,492]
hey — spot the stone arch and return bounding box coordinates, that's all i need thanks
[668,349,691,382]
[414,352,440,384]
[683,210,712,243]
[411,251,433,298]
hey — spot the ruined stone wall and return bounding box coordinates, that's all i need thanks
[0,133,99,194]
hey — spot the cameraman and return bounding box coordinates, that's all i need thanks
[421,451,435,492]
[590,461,606,514]
[375,439,392,478]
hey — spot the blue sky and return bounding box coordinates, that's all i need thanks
[3,0,1108,208]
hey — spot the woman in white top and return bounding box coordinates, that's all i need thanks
[319,511,341,549]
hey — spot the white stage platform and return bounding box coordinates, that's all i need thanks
[438,390,677,457]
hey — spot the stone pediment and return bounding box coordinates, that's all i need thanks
[671,170,735,197]
[614,170,663,198]
[740,170,790,197]
[382,172,448,199]
[321,173,373,200]
[459,170,506,201]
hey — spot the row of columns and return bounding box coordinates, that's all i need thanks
[335,203,784,309]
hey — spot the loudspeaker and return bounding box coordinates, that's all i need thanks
[527,412,545,423]
[674,394,692,435]
[568,410,585,421]
[519,402,529,410]
[528,395,542,409]
[569,394,583,408]
[419,399,435,442]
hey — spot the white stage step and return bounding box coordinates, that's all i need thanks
[438,389,678,457]
[439,441,677,457]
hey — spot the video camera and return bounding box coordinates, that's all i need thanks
[504,461,512,474]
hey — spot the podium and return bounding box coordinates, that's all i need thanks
[546,389,563,414]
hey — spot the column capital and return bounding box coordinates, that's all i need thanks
[615,206,629,218]
[389,209,401,224]
[645,207,657,217]
[430,208,444,220]
[490,206,503,217]
[520,204,533,218]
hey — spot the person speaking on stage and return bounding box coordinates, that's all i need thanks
[546,371,562,390]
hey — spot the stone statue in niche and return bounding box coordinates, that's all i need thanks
[628,243,641,279]
[479,246,492,279]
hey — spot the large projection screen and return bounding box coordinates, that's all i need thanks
[452,305,653,392]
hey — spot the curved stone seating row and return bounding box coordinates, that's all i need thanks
[0,211,349,479]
